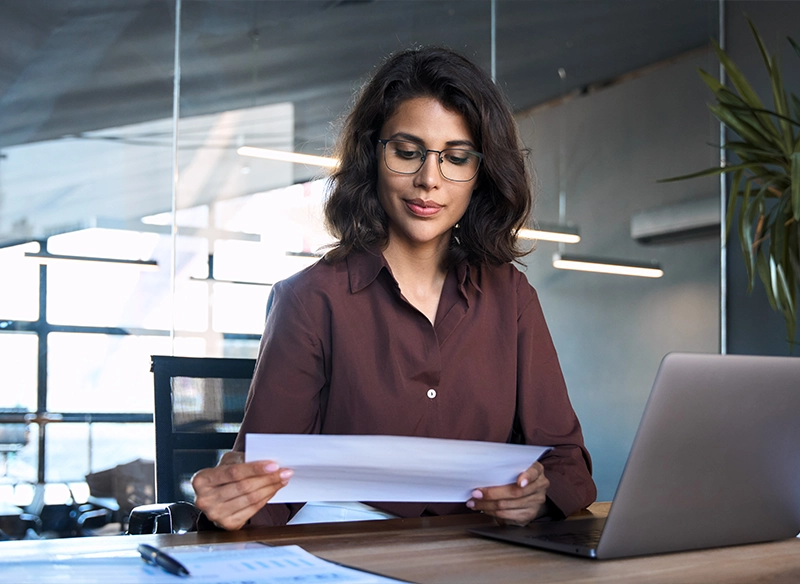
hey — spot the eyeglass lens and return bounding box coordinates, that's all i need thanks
[382,140,481,182]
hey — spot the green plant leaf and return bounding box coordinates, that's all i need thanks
[725,169,744,238]
[697,67,724,94]
[711,38,765,110]
[747,17,774,75]
[771,198,788,265]
[719,102,792,151]
[745,17,796,154]
[766,53,795,154]
[793,152,800,221]
[725,141,786,166]
[775,261,796,324]
[788,35,800,61]
[712,36,780,139]
[740,184,762,288]
[657,162,753,183]
[725,104,800,128]
[710,104,780,153]
[771,255,783,312]
[756,251,775,306]
[776,289,797,349]
[792,93,800,125]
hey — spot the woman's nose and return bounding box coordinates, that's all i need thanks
[414,153,441,188]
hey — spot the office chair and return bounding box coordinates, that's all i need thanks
[129,355,255,534]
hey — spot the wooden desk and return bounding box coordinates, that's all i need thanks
[2,503,800,583]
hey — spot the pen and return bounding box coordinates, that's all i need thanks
[138,543,191,577]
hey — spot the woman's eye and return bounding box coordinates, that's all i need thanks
[395,148,421,160]
[444,152,470,166]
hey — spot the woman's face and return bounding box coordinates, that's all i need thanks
[376,96,477,255]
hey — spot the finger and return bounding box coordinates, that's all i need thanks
[199,469,285,508]
[199,469,294,530]
[516,462,544,489]
[205,481,285,530]
[471,475,544,503]
[193,460,280,490]
[472,462,548,502]
[196,466,292,509]
[468,486,547,513]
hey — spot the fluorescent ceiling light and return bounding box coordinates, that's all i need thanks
[190,277,271,286]
[519,224,580,244]
[552,252,663,278]
[237,146,338,168]
[25,251,159,271]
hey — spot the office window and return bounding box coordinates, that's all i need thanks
[47,333,173,414]
[2,423,38,494]
[0,243,39,322]
[46,229,209,331]
[0,333,37,410]
[211,282,272,335]
[44,422,155,483]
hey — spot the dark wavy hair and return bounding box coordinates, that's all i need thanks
[324,46,532,267]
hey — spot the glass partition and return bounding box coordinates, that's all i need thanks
[0,1,177,494]
[0,0,493,511]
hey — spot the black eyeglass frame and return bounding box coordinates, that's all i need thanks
[377,139,484,183]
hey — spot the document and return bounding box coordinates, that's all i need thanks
[245,434,550,503]
[4,543,405,583]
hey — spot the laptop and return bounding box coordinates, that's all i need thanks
[469,352,800,559]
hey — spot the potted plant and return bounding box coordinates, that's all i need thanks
[665,18,799,348]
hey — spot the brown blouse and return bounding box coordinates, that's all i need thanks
[233,248,596,526]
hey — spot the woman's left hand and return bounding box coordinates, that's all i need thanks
[466,461,550,526]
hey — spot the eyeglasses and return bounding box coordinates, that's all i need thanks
[377,139,483,182]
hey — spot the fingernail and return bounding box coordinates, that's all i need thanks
[519,478,529,488]
[471,489,483,499]
[279,469,294,481]
[264,462,279,472]
[466,500,475,509]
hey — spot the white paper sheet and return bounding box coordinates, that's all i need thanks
[2,544,404,584]
[245,434,550,503]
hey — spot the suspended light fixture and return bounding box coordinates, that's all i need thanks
[546,67,662,279]
[527,67,581,247]
[553,252,663,278]
[237,146,338,168]
[519,223,580,244]
[25,251,159,271]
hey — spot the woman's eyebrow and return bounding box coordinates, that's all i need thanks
[388,132,477,149]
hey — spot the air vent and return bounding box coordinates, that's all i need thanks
[631,196,720,244]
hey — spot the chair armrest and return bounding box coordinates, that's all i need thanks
[127,502,201,534]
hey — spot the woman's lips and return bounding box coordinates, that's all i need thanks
[405,199,442,217]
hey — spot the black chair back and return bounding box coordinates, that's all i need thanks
[151,355,256,503]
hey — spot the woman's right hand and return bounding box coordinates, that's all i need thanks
[191,451,294,530]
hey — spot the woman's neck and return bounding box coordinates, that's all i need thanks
[382,238,449,325]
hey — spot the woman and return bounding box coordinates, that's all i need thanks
[192,46,596,530]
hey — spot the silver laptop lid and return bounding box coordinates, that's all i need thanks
[597,352,800,559]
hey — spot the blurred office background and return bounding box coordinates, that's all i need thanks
[0,0,796,536]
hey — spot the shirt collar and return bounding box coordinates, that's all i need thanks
[346,247,387,294]
[346,246,482,297]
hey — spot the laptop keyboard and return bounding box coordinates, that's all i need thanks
[529,529,603,547]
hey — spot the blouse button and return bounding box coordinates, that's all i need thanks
[427,389,437,399]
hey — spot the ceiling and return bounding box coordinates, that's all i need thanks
[0,0,719,149]
[0,0,719,245]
